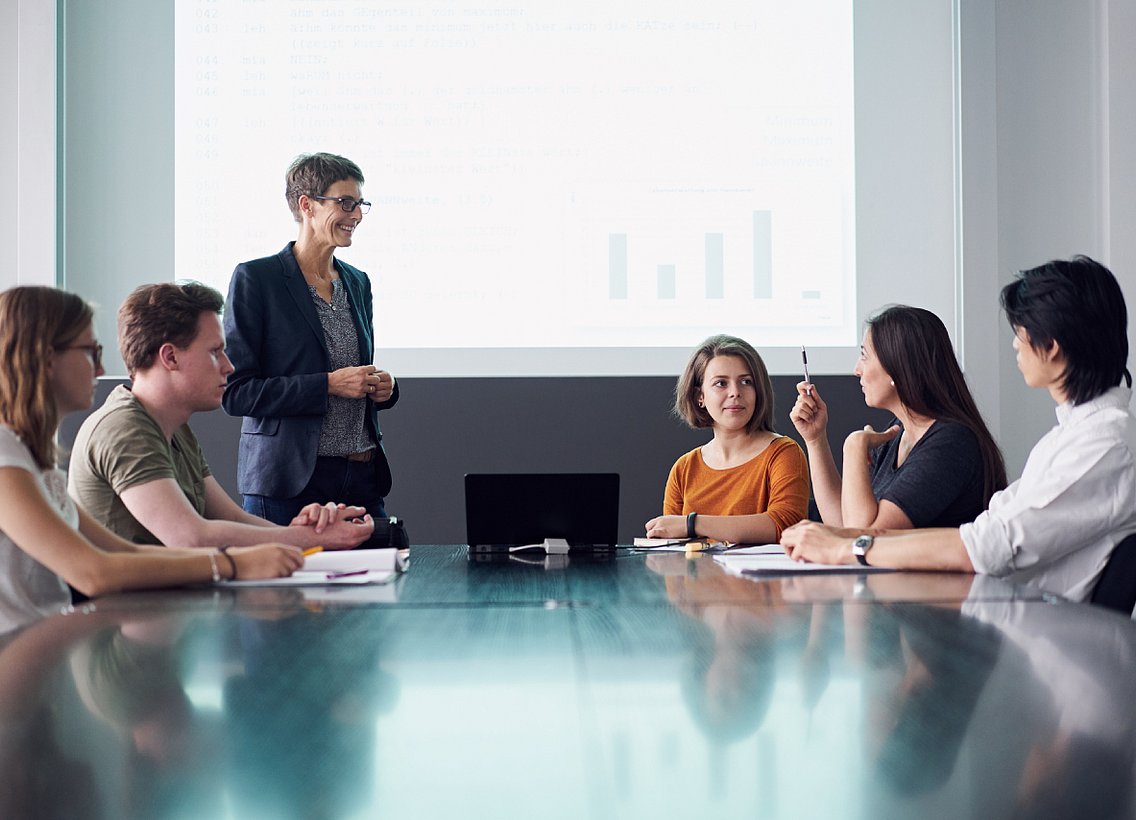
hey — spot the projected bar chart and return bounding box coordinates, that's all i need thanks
[705,233,724,298]
[606,210,774,301]
[753,210,772,299]
[609,234,628,299]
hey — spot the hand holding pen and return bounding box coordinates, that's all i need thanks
[789,350,829,444]
[801,346,812,396]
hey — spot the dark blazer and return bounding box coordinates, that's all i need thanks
[222,243,399,499]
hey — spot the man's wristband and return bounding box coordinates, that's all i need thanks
[686,512,698,540]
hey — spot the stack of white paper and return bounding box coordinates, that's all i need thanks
[219,548,405,587]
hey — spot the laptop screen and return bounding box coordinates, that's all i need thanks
[464,473,620,549]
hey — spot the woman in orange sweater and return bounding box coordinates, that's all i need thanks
[645,335,809,544]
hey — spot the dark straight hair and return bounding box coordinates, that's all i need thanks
[1000,255,1131,405]
[867,306,1008,507]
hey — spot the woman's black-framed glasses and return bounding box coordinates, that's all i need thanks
[58,343,103,369]
[310,195,372,215]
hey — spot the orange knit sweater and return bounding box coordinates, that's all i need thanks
[662,436,810,539]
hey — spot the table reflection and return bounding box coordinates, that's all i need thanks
[0,550,1133,819]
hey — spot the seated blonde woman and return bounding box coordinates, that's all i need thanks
[645,334,809,544]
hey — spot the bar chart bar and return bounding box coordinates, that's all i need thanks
[657,264,676,299]
[753,210,772,298]
[705,233,724,299]
[609,234,628,299]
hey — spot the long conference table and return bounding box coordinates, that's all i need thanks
[2,545,1135,819]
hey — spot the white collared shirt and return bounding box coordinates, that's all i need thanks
[960,386,1136,603]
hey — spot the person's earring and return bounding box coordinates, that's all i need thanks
[889,379,894,386]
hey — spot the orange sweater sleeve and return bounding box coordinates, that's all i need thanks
[662,456,687,516]
[762,438,810,538]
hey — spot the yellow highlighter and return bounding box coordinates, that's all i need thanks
[303,546,324,558]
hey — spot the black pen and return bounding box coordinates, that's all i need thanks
[801,346,812,395]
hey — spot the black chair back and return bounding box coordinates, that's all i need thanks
[1090,532,1136,614]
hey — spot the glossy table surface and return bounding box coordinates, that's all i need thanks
[2,546,1135,819]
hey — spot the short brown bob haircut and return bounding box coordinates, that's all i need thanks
[118,282,224,377]
[674,334,775,435]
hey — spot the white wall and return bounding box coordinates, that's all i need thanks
[1,1,16,290]
[4,1,56,290]
[984,0,1136,475]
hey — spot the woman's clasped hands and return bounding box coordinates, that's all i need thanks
[328,365,394,402]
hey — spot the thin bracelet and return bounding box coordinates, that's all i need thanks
[218,545,238,580]
[207,552,221,583]
[686,511,698,540]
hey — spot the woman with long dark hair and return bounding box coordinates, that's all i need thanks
[790,306,1006,529]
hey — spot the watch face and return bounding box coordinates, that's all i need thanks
[853,535,872,553]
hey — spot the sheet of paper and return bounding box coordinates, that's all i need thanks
[217,548,406,587]
[632,538,728,552]
[714,553,895,575]
[303,548,404,573]
[632,540,784,554]
[714,544,784,556]
[220,569,397,587]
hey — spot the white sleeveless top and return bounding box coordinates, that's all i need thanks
[0,426,74,634]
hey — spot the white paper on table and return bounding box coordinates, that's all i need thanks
[218,548,404,587]
[631,538,729,552]
[303,548,405,572]
[714,553,895,576]
[219,569,397,587]
[714,544,784,556]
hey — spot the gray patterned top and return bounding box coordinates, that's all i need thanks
[310,279,374,458]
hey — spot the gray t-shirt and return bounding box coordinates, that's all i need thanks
[0,426,73,633]
[68,385,211,544]
[870,419,986,527]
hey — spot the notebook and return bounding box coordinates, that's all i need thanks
[465,473,620,553]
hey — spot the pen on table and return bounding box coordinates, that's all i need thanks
[801,346,812,396]
[327,569,369,579]
[303,546,324,557]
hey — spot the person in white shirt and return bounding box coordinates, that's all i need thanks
[780,256,1136,605]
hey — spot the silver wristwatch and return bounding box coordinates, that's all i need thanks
[852,534,875,567]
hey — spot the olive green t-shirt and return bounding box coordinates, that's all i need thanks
[68,385,211,544]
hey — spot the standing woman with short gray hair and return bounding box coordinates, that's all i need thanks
[223,153,400,546]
